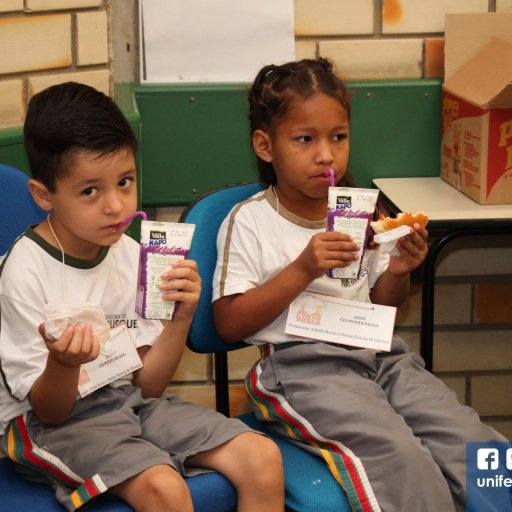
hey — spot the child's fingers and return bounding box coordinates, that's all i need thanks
[159,259,201,303]
[78,324,95,355]
[411,223,428,242]
[298,233,361,277]
[44,324,75,352]
[161,291,200,305]
[326,249,359,265]
[399,229,427,254]
[160,277,201,301]
[38,323,47,339]
[171,258,199,272]
[88,334,101,362]
[59,324,95,356]
[316,231,354,243]
[310,234,359,256]
[160,277,198,294]
[72,325,99,363]
[325,238,360,267]
[160,260,201,284]
[65,324,88,357]
[393,231,428,268]
[44,323,100,367]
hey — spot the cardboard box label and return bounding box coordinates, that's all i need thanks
[441,18,512,204]
[442,90,512,204]
[490,112,512,191]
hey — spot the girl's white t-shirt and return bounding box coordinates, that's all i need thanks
[213,188,390,346]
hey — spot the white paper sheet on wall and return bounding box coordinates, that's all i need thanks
[140,0,295,83]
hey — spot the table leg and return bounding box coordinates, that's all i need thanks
[420,231,467,372]
[420,227,507,372]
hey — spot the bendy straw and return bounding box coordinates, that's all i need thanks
[117,211,148,228]
[325,168,335,187]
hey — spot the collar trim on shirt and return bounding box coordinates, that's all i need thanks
[24,228,110,269]
[264,188,326,230]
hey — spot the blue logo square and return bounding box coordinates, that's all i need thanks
[467,442,512,511]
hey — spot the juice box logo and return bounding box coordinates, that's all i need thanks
[336,195,352,209]
[149,230,167,245]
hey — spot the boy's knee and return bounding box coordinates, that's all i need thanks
[135,466,193,512]
[148,467,188,492]
[239,433,284,478]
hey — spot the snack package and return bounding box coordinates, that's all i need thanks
[44,303,112,355]
[373,225,411,257]
[136,221,195,320]
[326,187,379,280]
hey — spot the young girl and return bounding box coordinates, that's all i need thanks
[212,58,507,512]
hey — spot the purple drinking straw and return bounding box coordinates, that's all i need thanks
[117,210,148,227]
[325,168,335,187]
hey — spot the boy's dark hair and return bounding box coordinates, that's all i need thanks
[248,58,356,188]
[24,82,138,192]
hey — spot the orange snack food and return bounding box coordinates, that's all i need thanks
[370,211,429,233]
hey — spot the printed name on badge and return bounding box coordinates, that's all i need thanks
[78,322,143,397]
[285,290,396,351]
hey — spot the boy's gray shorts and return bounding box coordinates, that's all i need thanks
[6,385,254,510]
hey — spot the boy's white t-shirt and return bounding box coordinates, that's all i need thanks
[0,230,163,434]
[213,188,390,346]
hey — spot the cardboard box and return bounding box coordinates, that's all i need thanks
[441,17,512,205]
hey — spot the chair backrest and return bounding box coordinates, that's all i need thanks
[0,164,47,255]
[180,182,262,354]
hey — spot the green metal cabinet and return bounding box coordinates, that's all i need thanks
[128,79,442,206]
[1,79,443,208]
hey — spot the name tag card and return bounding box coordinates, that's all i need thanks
[285,290,396,351]
[78,323,143,397]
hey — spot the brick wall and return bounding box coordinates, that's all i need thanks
[0,0,110,130]
[0,0,511,438]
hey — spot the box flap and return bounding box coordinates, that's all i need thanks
[488,86,512,108]
[445,13,512,80]
[444,37,512,107]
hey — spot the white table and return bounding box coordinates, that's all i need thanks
[373,177,512,371]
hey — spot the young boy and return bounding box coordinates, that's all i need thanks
[0,82,284,512]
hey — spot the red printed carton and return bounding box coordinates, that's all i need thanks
[441,36,512,204]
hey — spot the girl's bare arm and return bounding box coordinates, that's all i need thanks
[214,231,358,343]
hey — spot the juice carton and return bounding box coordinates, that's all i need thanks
[136,221,195,320]
[326,187,378,280]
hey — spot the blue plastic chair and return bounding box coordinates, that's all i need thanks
[0,164,238,512]
[0,164,47,255]
[180,182,351,512]
[0,457,236,512]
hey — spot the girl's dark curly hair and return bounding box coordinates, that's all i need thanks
[248,58,356,188]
